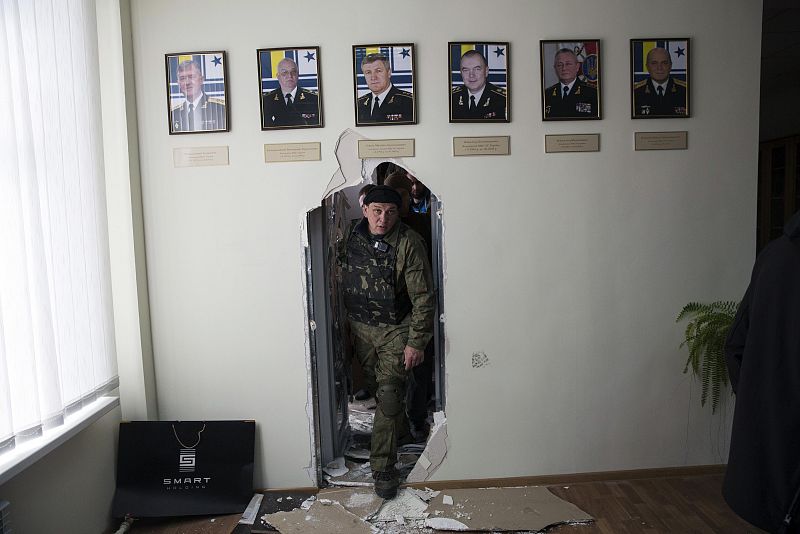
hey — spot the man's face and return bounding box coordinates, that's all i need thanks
[362,60,391,95]
[554,52,580,84]
[178,65,203,101]
[646,48,672,84]
[460,54,488,92]
[277,59,299,93]
[409,174,427,201]
[362,201,399,235]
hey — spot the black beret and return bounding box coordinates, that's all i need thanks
[363,185,402,207]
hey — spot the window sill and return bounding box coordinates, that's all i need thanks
[0,395,120,486]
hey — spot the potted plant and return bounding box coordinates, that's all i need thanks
[675,301,739,414]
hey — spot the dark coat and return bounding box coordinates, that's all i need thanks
[723,210,800,533]
[450,82,507,121]
[357,85,414,125]
[171,93,226,132]
[262,87,320,128]
[632,77,687,117]
[543,79,597,119]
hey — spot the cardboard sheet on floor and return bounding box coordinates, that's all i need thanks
[317,487,384,520]
[424,486,593,532]
[263,500,373,534]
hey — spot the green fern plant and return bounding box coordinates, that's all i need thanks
[675,301,739,414]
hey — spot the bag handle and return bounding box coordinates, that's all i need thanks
[171,423,206,449]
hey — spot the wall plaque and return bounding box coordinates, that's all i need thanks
[452,136,510,156]
[357,139,415,159]
[544,134,600,153]
[173,146,229,167]
[634,131,688,150]
[264,142,321,163]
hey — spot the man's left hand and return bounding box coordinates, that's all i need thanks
[403,345,424,370]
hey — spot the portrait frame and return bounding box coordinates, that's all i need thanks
[352,43,417,127]
[165,51,229,135]
[257,46,323,130]
[448,41,510,123]
[539,39,601,121]
[630,38,690,119]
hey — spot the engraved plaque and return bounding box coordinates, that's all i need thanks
[634,131,688,151]
[173,146,230,167]
[544,134,600,153]
[453,136,510,156]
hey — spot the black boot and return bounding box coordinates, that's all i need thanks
[372,468,399,499]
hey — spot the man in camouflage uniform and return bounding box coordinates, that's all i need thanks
[340,185,435,499]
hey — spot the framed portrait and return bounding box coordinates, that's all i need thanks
[630,38,690,119]
[257,46,323,130]
[540,40,601,121]
[165,51,229,134]
[352,43,416,126]
[448,42,509,123]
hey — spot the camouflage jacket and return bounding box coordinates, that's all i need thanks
[340,218,435,350]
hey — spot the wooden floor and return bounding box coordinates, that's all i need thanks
[547,474,763,533]
[119,473,764,533]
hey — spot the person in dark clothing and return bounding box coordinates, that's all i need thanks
[723,209,800,533]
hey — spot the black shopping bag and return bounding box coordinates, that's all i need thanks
[112,420,255,518]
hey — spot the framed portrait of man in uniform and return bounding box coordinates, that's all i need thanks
[165,51,229,134]
[630,38,690,119]
[352,43,416,126]
[257,46,323,130]
[539,40,601,121]
[448,41,510,123]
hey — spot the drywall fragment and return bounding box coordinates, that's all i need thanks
[425,517,470,531]
[442,495,454,505]
[405,411,448,482]
[373,489,428,522]
[424,486,593,532]
[416,454,432,470]
[318,487,383,520]
[407,487,437,503]
[264,500,373,534]
[324,456,349,477]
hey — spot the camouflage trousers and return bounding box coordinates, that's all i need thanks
[349,318,412,473]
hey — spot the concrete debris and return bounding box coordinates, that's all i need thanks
[318,487,384,520]
[373,489,428,522]
[300,495,316,510]
[408,487,439,502]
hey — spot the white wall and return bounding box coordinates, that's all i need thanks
[0,407,120,534]
[129,0,761,488]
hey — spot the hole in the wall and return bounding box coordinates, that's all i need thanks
[305,162,446,487]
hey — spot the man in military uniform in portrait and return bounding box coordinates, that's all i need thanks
[633,47,687,117]
[543,48,597,119]
[262,57,320,128]
[339,185,434,499]
[171,59,226,132]
[357,53,414,125]
[450,50,507,121]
